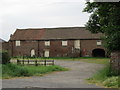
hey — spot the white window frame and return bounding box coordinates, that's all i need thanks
[62,40,67,46]
[44,50,49,57]
[16,40,20,46]
[45,41,50,46]
[97,40,102,46]
[74,40,80,49]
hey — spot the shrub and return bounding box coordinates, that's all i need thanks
[0,51,10,64]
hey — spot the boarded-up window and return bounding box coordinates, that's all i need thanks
[62,40,67,46]
[45,41,50,46]
[16,40,20,46]
[44,50,49,57]
[97,41,102,45]
[31,49,35,57]
[74,40,80,49]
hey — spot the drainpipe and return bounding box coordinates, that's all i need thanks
[38,40,39,57]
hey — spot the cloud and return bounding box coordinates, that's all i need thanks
[0,0,90,41]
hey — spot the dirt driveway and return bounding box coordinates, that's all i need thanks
[2,60,104,88]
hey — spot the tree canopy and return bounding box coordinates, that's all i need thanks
[83,2,120,52]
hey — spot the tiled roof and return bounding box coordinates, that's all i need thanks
[10,27,103,40]
[10,29,45,40]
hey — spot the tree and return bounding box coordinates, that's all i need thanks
[83,2,120,74]
[0,50,10,64]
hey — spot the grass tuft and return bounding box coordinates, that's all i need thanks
[1,64,68,79]
[87,65,119,88]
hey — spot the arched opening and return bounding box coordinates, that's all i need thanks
[31,49,35,57]
[92,48,105,57]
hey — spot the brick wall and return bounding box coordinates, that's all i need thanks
[38,40,79,57]
[81,40,105,57]
[9,39,105,57]
[2,42,9,51]
[110,51,120,74]
[10,40,38,57]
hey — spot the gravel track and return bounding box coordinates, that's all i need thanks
[2,60,104,88]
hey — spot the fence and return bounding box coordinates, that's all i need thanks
[17,59,54,66]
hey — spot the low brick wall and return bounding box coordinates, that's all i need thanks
[110,51,120,74]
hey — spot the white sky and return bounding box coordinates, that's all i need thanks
[0,0,90,41]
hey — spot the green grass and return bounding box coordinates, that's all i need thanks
[87,65,119,88]
[79,58,110,64]
[1,63,68,79]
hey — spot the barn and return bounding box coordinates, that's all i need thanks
[8,27,106,57]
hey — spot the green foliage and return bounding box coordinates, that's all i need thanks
[2,64,31,77]
[103,32,120,52]
[87,65,119,88]
[83,2,120,51]
[2,64,68,79]
[102,76,118,88]
[0,51,11,64]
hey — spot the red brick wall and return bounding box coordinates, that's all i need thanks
[9,39,105,57]
[38,40,76,57]
[10,40,38,57]
[81,40,105,57]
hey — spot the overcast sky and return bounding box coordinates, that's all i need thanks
[0,0,90,41]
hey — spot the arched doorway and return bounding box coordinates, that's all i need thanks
[92,48,105,57]
[31,49,35,57]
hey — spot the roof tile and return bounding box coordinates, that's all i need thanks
[10,27,103,40]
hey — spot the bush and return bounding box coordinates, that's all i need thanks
[0,51,10,64]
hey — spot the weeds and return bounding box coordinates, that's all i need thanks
[1,64,68,79]
[87,65,119,88]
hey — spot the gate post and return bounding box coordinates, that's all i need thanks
[110,51,120,75]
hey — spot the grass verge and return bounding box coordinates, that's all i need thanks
[87,65,119,88]
[79,58,110,64]
[1,63,68,79]
[12,57,110,65]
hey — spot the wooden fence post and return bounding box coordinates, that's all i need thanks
[23,59,24,65]
[35,60,37,66]
[52,60,54,65]
[28,59,29,65]
[17,59,19,65]
[44,60,46,66]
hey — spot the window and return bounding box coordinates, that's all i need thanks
[74,40,80,49]
[45,41,50,46]
[31,49,35,57]
[44,50,49,57]
[97,40,102,45]
[16,40,20,46]
[62,40,67,46]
